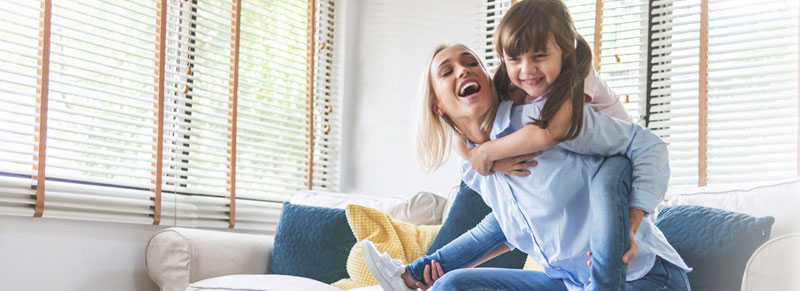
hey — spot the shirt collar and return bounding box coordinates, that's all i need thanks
[491,100,515,140]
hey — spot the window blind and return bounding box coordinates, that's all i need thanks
[649,0,799,186]
[0,0,340,231]
[566,0,649,122]
[477,0,512,72]
[0,0,44,217]
[705,0,798,184]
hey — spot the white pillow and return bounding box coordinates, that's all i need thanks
[289,190,448,225]
[660,178,800,238]
[186,274,342,291]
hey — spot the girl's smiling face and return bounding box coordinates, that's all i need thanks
[504,38,563,98]
[430,46,494,124]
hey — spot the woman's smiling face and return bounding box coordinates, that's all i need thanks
[429,46,494,124]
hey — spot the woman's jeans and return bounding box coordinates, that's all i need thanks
[405,156,690,291]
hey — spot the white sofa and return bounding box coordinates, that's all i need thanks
[146,179,800,291]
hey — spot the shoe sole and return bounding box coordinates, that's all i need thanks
[361,240,399,291]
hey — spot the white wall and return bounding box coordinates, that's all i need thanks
[0,215,163,291]
[340,0,481,197]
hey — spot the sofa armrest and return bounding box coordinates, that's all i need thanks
[146,227,274,291]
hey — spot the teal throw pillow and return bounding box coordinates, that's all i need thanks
[655,205,774,291]
[269,202,356,284]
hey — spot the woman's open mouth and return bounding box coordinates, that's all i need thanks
[458,81,481,98]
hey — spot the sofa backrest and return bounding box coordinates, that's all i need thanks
[659,178,800,238]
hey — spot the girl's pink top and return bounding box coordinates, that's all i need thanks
[583,68,633,122]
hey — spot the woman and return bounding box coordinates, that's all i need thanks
[363,44,690,291]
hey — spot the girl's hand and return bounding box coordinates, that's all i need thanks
[490,152,540,176]
[414,260,445,290]
[468,146,494,176]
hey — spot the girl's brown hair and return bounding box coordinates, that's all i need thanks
[493,0,592,141]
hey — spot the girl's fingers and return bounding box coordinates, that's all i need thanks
[436,261,444,278]
[423,264,432,285]
[517,153,536,162]
[508,170,531,177]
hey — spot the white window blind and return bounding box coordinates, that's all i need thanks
[567,0,649,122]
[649,0,799,186]
[477,0,512,72]
[0,0,340,231]
[310,0,340,192]
[705,0,798,184]
[0,0,44,217]
[649,0,701,186]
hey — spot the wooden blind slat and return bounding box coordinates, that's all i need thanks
[34,0,53,218]
[593,0,603,71]
[306,0,316,190]
[153,0,168,225]
[229,0,242,229]
[699,0,709,186]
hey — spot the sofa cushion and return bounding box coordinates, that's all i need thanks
[655,205,774,291]
[269,203,355,284]
[424,181,528,269]
[186,274,343,291]
[332,204,441,290]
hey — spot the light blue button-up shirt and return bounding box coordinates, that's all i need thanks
[460,100,690,290]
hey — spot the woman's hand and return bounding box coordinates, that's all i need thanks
[586,208,645,273]
[623,208,645,264]
[490,152,540,176]
[468,145,494,175]
[414,260,445,290]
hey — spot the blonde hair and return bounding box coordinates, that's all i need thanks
[416,44,500,172]
[493,0,592,141]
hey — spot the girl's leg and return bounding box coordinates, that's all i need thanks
[405,211,508,283]
[432,268,567,291]
[626,259,691,291]
[589,155,633,290]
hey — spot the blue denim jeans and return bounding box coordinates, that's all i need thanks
[405,156,690,291]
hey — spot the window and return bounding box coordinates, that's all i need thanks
[0,0,340,231]
[481,0,799,187]
[477,0,513,72]
[649,0,799,186]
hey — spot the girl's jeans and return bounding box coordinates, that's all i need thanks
[405,156,690,291]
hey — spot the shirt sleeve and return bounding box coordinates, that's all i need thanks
[554,106,670,214]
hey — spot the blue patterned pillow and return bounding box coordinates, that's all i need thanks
[656,205,774,291]
[425,181,527,269]
[269,202,356,284]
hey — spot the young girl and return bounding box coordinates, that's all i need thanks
[363,1,690,291]
[454,2,631,176]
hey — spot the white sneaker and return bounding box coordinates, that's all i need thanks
[361,240,415,291]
